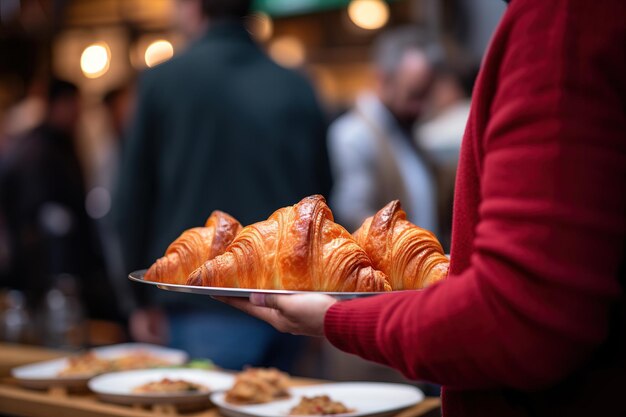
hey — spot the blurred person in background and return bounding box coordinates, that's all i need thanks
[91,84,138,322]
[97,84,135,193]
[328,27,438,233]
[115,0,331,369]
[417,62,476,168]
[0,79,117,323]
[416,62,478,251]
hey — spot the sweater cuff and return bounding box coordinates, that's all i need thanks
[323,297,387,361]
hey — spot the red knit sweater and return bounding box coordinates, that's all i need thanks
[324,1,626,416]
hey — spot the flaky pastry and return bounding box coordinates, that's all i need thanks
[188,195,390,292]
[145,211,242,284]
[353,200,449,289]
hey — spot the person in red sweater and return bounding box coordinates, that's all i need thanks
[218,0,626,415]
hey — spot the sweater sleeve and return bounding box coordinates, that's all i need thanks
[324,0,626,391]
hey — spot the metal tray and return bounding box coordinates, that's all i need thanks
[129,270,394,300]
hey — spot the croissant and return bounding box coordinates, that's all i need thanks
[144,211,242,284]
[353,200,449,290]
[187,195,391,292]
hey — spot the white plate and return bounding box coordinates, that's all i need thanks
[211,382,424,417]
[129,270,396,300]
[88,368,235,405]
[11,343,188,389]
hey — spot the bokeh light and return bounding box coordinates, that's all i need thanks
[269,36,306,68]
[144,40,174,68]
[85,187,111,219]
[80,42,110,78]
[348,0,390,30]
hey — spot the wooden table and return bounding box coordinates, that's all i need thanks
[0,343,441,417]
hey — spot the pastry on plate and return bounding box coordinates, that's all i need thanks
[58,351,171,377]
[187,195,390,292]
[353,200,449,289]
[132,378,208,394]
[109,351,172,371]
[289,395,354,415]
[145,210,242,284]
[57,352,111,377]
[225,367,290,405]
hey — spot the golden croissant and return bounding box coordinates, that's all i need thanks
[353,200,449,290]
[187,195,391,292]
[144,211,242,284]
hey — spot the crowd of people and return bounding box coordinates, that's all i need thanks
[1,0,470,368]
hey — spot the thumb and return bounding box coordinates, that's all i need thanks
[250,293,282,310]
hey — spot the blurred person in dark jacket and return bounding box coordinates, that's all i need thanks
[0,79,114,320]
[114,0,331,369]
[91,84,138,320]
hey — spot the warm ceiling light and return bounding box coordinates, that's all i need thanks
[248,12,273,42]
[348,0,390,30]
[144,40,174,68]
[268,36,305,68]
[80,42,110,79]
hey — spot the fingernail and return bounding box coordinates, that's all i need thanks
[250,293,266,306]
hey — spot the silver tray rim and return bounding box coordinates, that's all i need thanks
[129,269,401,300]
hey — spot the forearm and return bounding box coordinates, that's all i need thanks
[325,254,621,391]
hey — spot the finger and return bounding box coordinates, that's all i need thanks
[214,295,250,308]
[240,304,288,331]
[216,296,285,327]
[213,296,257,312]
[250,293,284,310]
[249,293,267,307]
[212,295,236,303]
